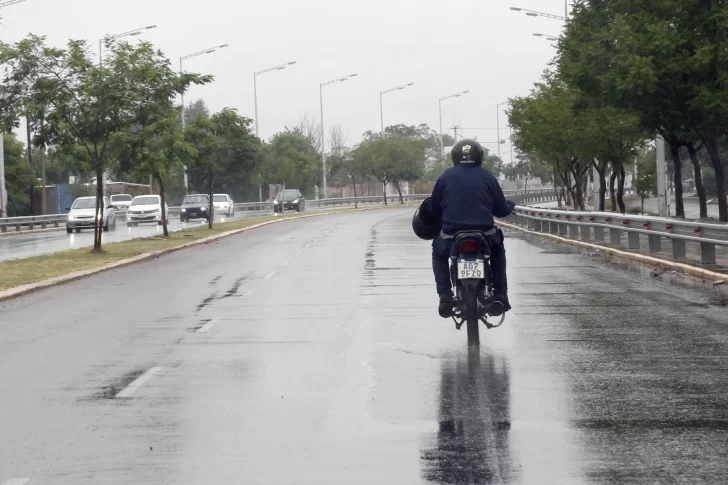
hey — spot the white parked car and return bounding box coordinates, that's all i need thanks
[213,193,235,217]
[126,195,169,227]
[66,196,116,233]
[110,194,133,211]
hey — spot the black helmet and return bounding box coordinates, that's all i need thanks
[412,197,441,240]
[451,138,484,166]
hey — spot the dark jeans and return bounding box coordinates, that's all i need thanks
[432,230,508,297]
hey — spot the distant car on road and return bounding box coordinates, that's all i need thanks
[66,196,116,233]
[274,189,305,214]
[110,194,133,211]
[213,193,235,217]
[126,195,168,227]
[180,194,210,222]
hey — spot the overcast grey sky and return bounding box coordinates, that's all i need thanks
[2,0,566,158]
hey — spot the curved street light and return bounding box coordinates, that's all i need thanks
[438,90,469,163]
[179,43,230,193]
[510,6,567,21]
[533,32,560,41]
[99,25,158,66]
[380,83,415,132]
[320,74,358,198]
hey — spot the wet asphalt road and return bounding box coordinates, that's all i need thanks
[1,208,728,484]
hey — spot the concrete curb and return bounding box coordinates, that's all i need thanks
[500,221,727,283]
[0,208,367,303]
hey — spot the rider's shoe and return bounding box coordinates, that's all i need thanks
[487,293,511,317]
[438,294,456,318]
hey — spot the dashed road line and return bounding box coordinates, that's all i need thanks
[2,479,30,485]
[295,250,302,256]
[239,289,253,299]
[264,272,275,280]
[196,317,221,333]
[281,260,291,267]
[115,367,163,398]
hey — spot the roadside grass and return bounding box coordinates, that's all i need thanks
[0,214,295,291]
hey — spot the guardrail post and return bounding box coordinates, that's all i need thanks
[41,221,47,229]
[648,235,662,253]
[628,232,640,250]
[549,221,558,234]
[672,240,686,260]
[558,222,567,235]
[15,223,21,231]
[594,227,605,242]
[579,226,590,240]
[1,224,6,233]
[534,219,542,232]
[569,224,578,238]
[28,222,35,230]
[527,218,535,230]
[609,228,622,247]
[700,243,717,265]
[53,220,59,227]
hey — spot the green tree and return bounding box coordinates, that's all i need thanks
[259,128,319,198]
[2,133,35,217]
[186,108,259,228]
[36,37,212,250]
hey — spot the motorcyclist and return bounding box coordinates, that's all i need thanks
[428,139,514,318]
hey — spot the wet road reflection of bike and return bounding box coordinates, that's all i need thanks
[421,347,514,484]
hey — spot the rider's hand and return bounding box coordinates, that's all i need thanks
[506,200,516,213]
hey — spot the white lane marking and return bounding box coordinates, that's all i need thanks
[295,250,302,256]
[304,243,311,248]
[281,260,291,267]
[239,289,253,299]
[264,272,275,280]
[115,367,163,398]
[196,317,221,334]
[2,479,30,485]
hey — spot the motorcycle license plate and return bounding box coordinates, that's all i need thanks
[457,259,485,279]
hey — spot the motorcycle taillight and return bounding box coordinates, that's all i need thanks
[459,239,481,254]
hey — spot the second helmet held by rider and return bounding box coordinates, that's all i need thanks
[428,138,515,318]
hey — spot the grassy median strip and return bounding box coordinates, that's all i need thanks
[0,214,296,291]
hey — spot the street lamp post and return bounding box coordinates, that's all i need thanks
[379,83,414,132]
[99,25,158,67]
[496,101,508,160]
[532,33,560,41]
[0,0,29,217]
[320,74,358,199]
[438,91,469,164]
[509,6,566,21]
[253,61,297,202]
[179,44,229,194]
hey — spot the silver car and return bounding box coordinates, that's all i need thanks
[127,195,169,227]
[110,194,133,211]
[213,193,235,217]
[66,196,117,233]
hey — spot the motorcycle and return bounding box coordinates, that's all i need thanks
[448,229,506,346]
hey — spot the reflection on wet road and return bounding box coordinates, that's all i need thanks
[1,208,727,484]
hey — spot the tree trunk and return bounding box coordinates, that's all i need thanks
[382,181,387,206]
[609,167,618,212]
[393,181,404,204]
[25,117,33,166]
[552,168,562,207]
[208,170,214,229]
[592,161,607,211]
[668,144,685,218]
[158,173,169,237]
[641,196,645,214]
[687,143,708,219]
[351,174,358,209]
[616,164,626,214]
[93,164,103,252]
[703,133,727,222]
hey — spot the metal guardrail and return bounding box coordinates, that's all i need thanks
[0,214,67,232]
[0,189,558,233]
[510,206,728,266]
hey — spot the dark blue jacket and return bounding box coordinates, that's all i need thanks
[430,164,510,235]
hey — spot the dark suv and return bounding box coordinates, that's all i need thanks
[180,194,210,222]
[273,189,305,214]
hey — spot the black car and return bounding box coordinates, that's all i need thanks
[180,194,210,222]
[273,189,305,213]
